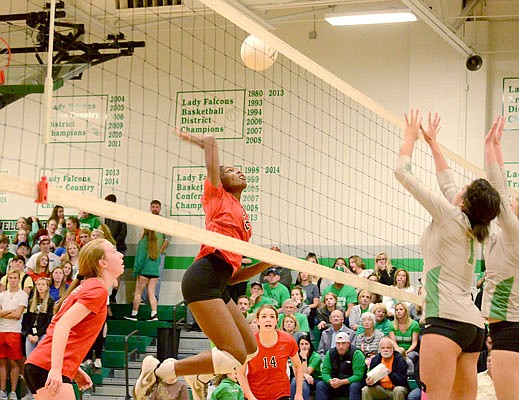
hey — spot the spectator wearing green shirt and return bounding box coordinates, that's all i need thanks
[0,235,14,276]
[78,211,101,230]
[46,218,63,253]
[142,199,171,303]
[210,371,244,400]
[278,299,310,333]
[249,281,274,313]
[16,217,40,247]
[291,333,322,400]
[321,282,357,317]
[262,267,290,310]
[259,246,293,290]
[319,257,349,294]
[388,302,420,374]
[317,331,365,400]
[357,303,392,336]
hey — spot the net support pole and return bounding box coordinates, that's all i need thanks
[0,173,422,305]
[42,0,57,145]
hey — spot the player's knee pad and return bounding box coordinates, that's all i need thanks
[211,348,243,374]
[245,348,258,364]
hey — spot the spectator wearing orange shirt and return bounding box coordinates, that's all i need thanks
[362,338,408,400]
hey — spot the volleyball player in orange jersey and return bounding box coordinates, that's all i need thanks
[134,129,273,400]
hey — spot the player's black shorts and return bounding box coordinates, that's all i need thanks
[181,252,233,304]
[489,320,519,353]
[423,317,485,352]
[24,363,72,394]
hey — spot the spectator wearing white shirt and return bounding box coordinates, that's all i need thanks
[477,353,497,400]
[25,236,61,273]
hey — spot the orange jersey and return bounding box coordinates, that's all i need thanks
[195,179,252,274]
[247,331,298,400]
[26,278,107,379]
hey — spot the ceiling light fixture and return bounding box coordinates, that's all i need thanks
[325,10,417,26]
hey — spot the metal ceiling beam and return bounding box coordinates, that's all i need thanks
[452,0,483,30]
[225,0,275,30]
[266,6,333,23]
[247,0,396,12]
[401,0,475,57]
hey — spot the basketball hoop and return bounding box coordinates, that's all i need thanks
[0,37,12,84]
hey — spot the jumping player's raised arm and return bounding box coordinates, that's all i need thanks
[173,128,220,187]
[484,116,517,234]
[421,112,459,203]
[394,110,453,222]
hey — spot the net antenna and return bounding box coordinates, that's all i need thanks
[0,36,11,84]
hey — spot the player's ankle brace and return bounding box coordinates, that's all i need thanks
[211,348,242,374]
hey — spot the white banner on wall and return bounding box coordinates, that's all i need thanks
[51,95,107,143]
[37,168,103,216]
[504,162,519,189]
[503,77,519,131]
[175,90,245,139]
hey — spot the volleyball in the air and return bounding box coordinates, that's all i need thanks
[240,35,278,72]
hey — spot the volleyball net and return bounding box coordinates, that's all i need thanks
[0,0,488,304]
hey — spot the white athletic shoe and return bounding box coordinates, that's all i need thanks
[133,355,160,400]
[183,375,209,400]
[94,359,102,369]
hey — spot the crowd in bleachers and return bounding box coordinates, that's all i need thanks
[219,252,495,400]
[0,207,497,400]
